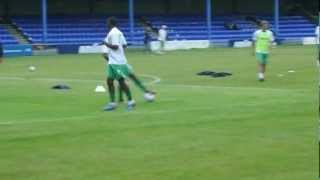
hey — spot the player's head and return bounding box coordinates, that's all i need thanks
[260,20,269,30]
[107,17,117,29]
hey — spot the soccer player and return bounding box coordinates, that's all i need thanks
[102,53,155,103]
[252,21,275,82]
[103,17,135,111]
[316,25,320,64]
[157,25,168,54]
[143,22,153,52]
[315,25,319,44]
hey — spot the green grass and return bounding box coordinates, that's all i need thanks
[0,46,317,180]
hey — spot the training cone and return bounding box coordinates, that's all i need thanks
[95,85,106,93]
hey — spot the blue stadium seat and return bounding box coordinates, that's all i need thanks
[8,15,317,45]
[0,27,19,45]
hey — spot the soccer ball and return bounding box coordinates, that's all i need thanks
[28,66,36,72]
[144,93,155,102]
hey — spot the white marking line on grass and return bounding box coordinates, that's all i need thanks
[0,75,306,93]
[140,74,161,85]
[158,84,310,93]
[0,106,215,126]
[0,74,162,85]
[0,76,25,81]
[0,114,100,126]
[0,122,13,126]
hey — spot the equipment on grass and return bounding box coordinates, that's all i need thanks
[51,84,71,90]
[144,93,155,102]
[28,66,36,72]
[95,85,106,93]
[197,71,232,78]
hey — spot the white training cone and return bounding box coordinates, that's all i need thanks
[95,85,106,93]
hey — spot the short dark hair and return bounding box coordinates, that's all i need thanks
[107,17,117,27]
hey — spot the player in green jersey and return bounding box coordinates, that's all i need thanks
[252,21,275,82]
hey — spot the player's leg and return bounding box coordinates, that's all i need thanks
[129,73,155,94]
[107,78,116,102]
[118,82,124,103]
[104,65,117,111]
[118,78,132,101]
[128,73,148,93]
[147,39,152,52]
[118,78,135,110]
[257,63,265,81]
[261,54,268,80]
[256,53,267,81]
[144,37,151,52]
[104,78,117,111]
[128,73,156,102]
[120,65,136,109]
[159,40,165,53]
[261,63,266,73]
[112,64,136,109]
[126,64,155,94]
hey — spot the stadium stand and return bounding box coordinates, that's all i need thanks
[7,15,317,45]
[0,26,19,44]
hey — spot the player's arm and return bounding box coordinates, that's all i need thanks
[121,34,128,49]
[104,43,119,50]
[100,40,118,50]
[102,53,109,61]
[252,41,256,55]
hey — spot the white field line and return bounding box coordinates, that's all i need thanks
[0,76,25,80]
[0,74,161,85]
[0,74,310,126]
[140,74,161,85]
[0,106,216,126]
[0,114,101,125]
[159,84,311,93]
[0,74,308,93]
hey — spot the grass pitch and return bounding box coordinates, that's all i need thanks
[0,46,317,180]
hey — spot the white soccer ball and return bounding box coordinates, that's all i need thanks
[144,93,155,102]
[28,66,36,72]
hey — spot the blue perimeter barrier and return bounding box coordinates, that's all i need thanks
[3,44,33,57]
